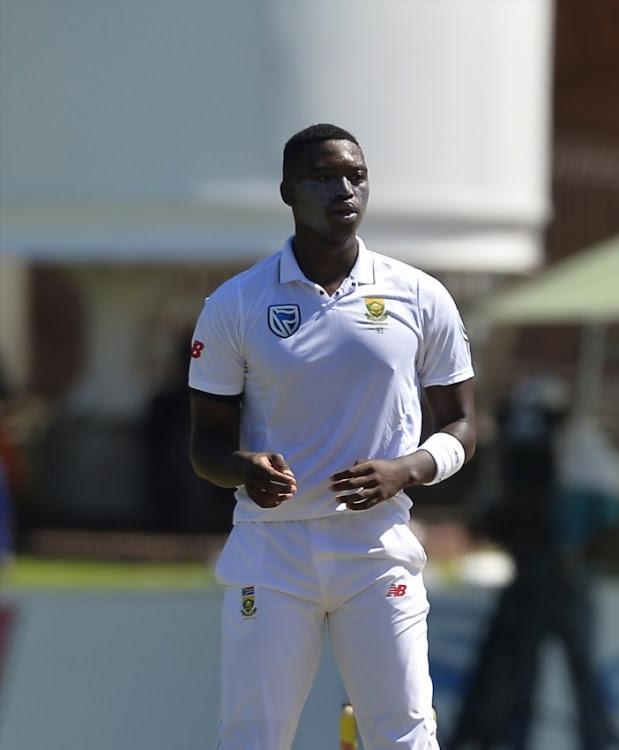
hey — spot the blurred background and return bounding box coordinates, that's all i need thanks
[0,1,618,749]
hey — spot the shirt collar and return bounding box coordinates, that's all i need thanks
[279,235,375,285]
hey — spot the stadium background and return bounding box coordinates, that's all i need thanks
[0,1,618,748]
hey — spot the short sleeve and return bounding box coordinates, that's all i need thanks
[188,282,246,396]
[416,274,474,388]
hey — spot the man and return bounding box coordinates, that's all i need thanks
[189,123,476,750]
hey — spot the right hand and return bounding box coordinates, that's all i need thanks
[234,451,297,508]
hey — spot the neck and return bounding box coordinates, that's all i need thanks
[291,234,358,290]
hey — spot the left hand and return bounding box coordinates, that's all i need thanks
[330,458,411,511]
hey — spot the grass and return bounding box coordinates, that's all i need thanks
[0,556,217,591]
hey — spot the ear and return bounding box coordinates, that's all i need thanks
[280,181,294,207]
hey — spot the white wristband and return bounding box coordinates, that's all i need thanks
[418,432,465,485]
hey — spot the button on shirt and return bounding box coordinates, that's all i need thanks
[189,236,474,523]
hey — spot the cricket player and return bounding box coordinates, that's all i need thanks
[189,123,476,749]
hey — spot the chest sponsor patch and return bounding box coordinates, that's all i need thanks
[268,304,301,338]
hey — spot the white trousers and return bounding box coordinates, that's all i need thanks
[215,504,440,750]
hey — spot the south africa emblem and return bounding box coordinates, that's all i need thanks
[241,585,257,618]
[364,297,388,322]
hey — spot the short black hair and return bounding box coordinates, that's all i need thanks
[282,123,360,179]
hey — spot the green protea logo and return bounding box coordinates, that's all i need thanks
[365,298,388,322]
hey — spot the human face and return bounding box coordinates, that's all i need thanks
[282,140,369,243]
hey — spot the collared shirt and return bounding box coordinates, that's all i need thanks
[189,236,474,523]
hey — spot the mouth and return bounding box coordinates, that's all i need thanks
[330,204,358,221]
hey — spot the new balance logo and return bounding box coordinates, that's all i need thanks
[386,583,407,597]
[191,340,205,359]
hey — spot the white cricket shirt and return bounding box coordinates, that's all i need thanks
[189,236,474,523]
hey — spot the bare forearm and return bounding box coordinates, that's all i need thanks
[391,451,438,488]
[423,379,477,465]
[190,432,298,509]
[190,432,245,488]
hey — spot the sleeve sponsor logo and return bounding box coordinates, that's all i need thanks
[191,340,205,359]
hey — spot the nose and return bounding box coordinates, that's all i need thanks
[333,176,353,197]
